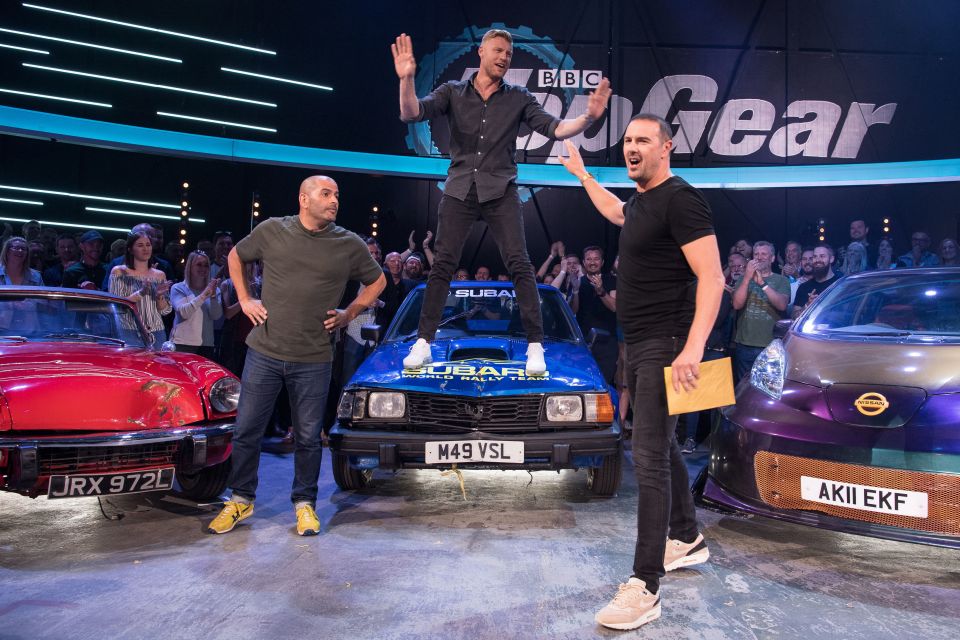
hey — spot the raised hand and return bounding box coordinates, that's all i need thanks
[392,34,416,79]
[408,230,416,251]
[586,78,612,121]
[557,139,587,177]
[423,230,433,247]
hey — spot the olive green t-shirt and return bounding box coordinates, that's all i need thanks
[733,273,791,348]
[235,215,382,363]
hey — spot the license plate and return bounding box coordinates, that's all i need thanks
[800,475,928,518]
[425,440,524,464]
[47,468,175,499]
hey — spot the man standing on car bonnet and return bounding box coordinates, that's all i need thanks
[207,175,385,537]
[392,29,612,375]
[559,114,724,630]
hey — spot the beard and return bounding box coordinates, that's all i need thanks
[812,263,830,279]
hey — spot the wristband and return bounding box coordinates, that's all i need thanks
[579,172,595,183]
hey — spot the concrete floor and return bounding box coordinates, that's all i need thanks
[1,445,958,640]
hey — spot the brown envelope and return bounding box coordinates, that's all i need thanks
[663,357,736,416]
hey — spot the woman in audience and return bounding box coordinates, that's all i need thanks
[0,236,43,286]
[170,250,222,358]
[108,231,172,347]
[876,237,896,270]
[840,241,868,276]
[938,238,959,266]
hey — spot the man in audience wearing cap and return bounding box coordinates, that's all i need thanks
[62,230,108,290]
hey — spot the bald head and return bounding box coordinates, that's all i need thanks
[298,175,340,230]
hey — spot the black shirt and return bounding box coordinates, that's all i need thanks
[794,274,840,311]
[617,176,715,343]
[576,274,617,335]
[62,261,108,290]
[416,73,560,203]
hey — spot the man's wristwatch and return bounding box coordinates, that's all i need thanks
[579,172,595,183]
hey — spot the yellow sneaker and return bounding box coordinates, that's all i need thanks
[206,500,254,534]
[296,504,320,536]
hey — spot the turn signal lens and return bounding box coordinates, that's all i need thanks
[584,393,615,423]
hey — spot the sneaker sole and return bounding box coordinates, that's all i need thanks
[596,603,661,630]
[298,528,320,536]
[664,547,710,572]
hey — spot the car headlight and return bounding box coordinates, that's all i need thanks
[337,390,368,420]
[750,339,786,400]
[367,391,406,418]
[209,376,240,413]
[546,395,583,421]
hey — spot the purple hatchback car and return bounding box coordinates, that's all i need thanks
[698,268,960,548]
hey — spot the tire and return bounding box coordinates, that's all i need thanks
[176,457,231,501]
[588,442,623,497]
[332,451,372,491]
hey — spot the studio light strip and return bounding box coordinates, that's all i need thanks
[86,206,206,224]
[24,64,276,107]
[0,27,181,63]
[0,87,111,108]
[0,183,179,209]
[0,197,43,205]
[157,111,276,133]
[221,67,333,91]
[0,215,129,233]
[0,41,48,55]
[23,3,276,55]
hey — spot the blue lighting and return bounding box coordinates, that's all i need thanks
[86,206,206,224]
[0,178,179,209]
[0,106,958,189]
[0,214,129,233]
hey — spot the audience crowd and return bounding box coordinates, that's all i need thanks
[1,216,954,451]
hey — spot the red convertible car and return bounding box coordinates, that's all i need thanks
[0,286,237,501]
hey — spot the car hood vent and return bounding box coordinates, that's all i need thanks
[448,347,510,361]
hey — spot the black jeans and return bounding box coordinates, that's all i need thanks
[626,336,701,592]
[417,183,544,343]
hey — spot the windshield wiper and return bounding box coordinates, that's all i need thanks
[437,306,481,329]
[41,332,126,346]
[0,335,28,343]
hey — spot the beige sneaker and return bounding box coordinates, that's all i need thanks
[664,533,710,572]
[595,577,661,630]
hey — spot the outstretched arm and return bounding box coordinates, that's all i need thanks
[557,140,625,227]
[392,34,420,122]
[554,78,612,140]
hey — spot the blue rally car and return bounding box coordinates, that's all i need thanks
[329,282,623,496]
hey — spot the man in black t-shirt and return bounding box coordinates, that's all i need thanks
[793,243,839,317]
[571,245,618,382]
[560,114,724,631]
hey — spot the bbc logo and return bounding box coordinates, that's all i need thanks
[538,69,603,89]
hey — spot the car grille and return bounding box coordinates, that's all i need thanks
[404,392,543,433]
[39,443,180,475]
[754,450,960,536]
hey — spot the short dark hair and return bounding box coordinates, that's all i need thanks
[629,113,672,142]
[583,245,604,260]
[56,234,76,245]
[213,230,233,243]
[814,242,835,258]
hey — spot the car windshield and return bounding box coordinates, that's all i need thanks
[799,272,960,338]
[0,293,148,347]
[385,285,578,342]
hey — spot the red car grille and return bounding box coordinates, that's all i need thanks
[39,443,180,475]
[754,451,960,536]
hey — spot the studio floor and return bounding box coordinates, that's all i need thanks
[1,445,957,639]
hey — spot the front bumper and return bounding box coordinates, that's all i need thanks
[0,421,235,495]
[329,423,621,470]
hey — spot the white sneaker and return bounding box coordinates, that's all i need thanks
[403,338,432,369]
[525,342,546,375]
[595,577,661,630]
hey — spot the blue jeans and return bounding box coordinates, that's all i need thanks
[626,336,700,592]
[227,348,332,507]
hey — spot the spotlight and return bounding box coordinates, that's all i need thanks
[372,205,378,213]
[180,229,186,235]
[182,182,190,189]
[819,235,825,241]
[371,230,377,237]
[181,201,188,207]
[179,238,186,245]
[884,226,890,233]
[883,218,890,224]
[371,222,378,229]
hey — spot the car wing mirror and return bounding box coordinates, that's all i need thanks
[773,319,793,339]
[360,324,382,344]
[587,327,611,349]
